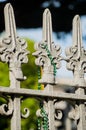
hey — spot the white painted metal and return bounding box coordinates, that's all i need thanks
[0,3,86,130]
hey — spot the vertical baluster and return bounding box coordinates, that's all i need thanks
[4,4,21,130]
[66,15,86,130]
[42,9,55,130]
[75,88,86,130]
[33,8,61,84]
[73,15,86,130]
[33,8,62,130]
[3,3,28,130]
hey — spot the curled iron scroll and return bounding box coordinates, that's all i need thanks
[21,107,30,119]
[0,98,13,116]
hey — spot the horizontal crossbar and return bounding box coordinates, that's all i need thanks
[0,86,86,101]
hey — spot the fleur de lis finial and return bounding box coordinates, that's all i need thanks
[65,15,86,86]
[33,9,61,84]
[0,3,29,81]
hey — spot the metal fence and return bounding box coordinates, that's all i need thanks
[0,3,86,130]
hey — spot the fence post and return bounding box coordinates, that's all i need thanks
[66,15,86,130]
[0,3,28,130]
[33,8,62,130]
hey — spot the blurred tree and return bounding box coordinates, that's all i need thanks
[21,38,39,130]
[21,38,38,89]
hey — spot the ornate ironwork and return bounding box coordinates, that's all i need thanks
[0,98,13,116]
[0,3,86,130]
[33,9,61,84]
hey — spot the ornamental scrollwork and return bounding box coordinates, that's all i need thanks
[65,15,86,86]
[54,100,66,120]
[21,107,30,119]
[33,41,61,69]
[33,9,61,84]
[68,104,80,121]
[0,36,29,80]
[0,3,29,81]
[0,98,13,116]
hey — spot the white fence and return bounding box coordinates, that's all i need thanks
[0,3,86,130]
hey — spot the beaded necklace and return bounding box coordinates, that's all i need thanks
[41,43,57,76]
[37,67,49,130]
[37,43,57,130]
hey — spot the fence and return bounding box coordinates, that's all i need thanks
[0,2,86,130]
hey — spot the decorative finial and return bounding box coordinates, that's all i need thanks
[65,15,86,87]
[33,8,61,84]
[43,8,53,51]
[4,3,16,51]
[0,3,29,81]
[73,15,82,58]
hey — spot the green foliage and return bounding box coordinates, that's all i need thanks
[21,38,38,89]
[0,38,39,130]
[21,38,39,130]
[21,98,39,130]
[0,62,9,87]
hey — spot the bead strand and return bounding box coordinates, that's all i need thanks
[41,107,49,130]
[38,118,41,130]
[41,43,57,76]
[38,67,41,90]
[37,67,42,130]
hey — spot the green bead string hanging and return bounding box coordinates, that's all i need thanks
[41,106,49,130]
[38,118,41,130]
[38,67,42,90]
[41,43,57,76]
[37,67,49,130]
[37,43,56,130]
[37,104,49,130]
[37,67,41,130]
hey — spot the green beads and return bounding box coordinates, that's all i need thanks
[37,106,49,130]
[38,67,41,90]
[37,67,49,130]
[37,43,57,130]
[38,118,41,130]
[41,107,49,130]
[41,43,57,76]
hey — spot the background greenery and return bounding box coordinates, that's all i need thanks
[0,38,39,130]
